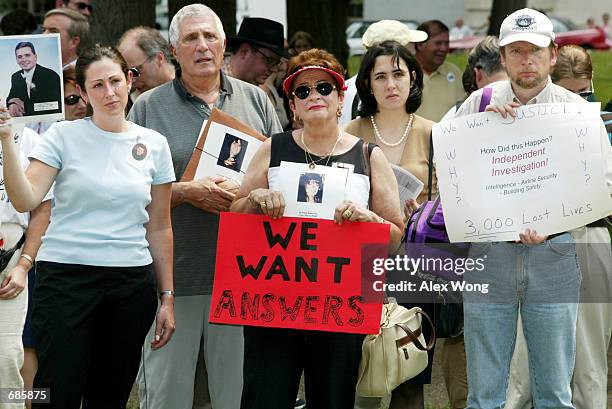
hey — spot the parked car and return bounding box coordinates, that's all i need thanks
[346,20,420,56]
[449,16,609,51]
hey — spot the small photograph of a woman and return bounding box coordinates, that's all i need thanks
[217,133,248,172]
[296,172,324,203]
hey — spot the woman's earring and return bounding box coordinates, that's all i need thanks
[294,113,303,125]
[336,106,342,118]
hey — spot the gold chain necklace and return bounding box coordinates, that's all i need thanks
[301,128,343,169]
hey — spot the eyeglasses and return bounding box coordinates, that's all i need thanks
[128,56,154,79]
[577,80,595,99]
[70,1,93,14]
[252,46,280,68]
[64,94,83,106]
[292,82,337,100]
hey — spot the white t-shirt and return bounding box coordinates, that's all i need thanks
[30,118,175,267]
[0,126,41,228]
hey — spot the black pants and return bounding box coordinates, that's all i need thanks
[240,326,364,409]
[32,262,157,409]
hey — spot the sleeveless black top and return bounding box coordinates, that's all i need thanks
[268,131,374,209]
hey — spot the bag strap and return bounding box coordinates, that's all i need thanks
[478,87,492,113]
[362,141,375,208]
[427,131,433,201]
[395,309,436,351]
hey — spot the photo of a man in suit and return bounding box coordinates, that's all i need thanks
[6,41,62,117]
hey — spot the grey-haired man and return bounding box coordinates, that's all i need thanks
[129,4,281,409]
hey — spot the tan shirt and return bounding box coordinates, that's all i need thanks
[415,61,465,122]
[455,78,612,193]
[345,114,437,204]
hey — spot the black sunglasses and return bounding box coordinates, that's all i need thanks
[128,67,140,78]
[64,94,82,106]
[72,1,93,14]
[576,80,595,99]
[293,82,336,100]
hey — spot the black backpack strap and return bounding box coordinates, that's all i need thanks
[427,131,433,201]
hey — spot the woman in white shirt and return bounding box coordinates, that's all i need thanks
[0,44,175,409]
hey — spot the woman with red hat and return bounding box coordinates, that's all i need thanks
[231,48,404,408]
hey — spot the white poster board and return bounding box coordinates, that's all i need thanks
[279,161,349,220]
[433,102,612,242]
[194,121,263,182]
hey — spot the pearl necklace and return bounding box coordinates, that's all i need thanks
[301,129,343,169]
[370,113,413,148]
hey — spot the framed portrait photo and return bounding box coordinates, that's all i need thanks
[0,33,64,125]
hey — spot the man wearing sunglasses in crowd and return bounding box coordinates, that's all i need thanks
[223,17,291,86]
[118,26,176,102]
[55,0,92,19]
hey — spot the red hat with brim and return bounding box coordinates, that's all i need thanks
[282,65,347,96]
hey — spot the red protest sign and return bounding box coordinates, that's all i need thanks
[210,213,390,334]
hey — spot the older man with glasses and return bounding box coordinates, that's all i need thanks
[118,26,176,101]
[223,17,290,86]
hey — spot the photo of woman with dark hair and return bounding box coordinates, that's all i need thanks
[217,133,248,172]
[296,172,324,203]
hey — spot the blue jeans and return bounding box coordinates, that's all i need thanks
[463,233,580,409]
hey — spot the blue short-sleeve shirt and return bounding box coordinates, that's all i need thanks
[30,118,175,266]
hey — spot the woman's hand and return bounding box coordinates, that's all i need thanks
[485,102,520,119]
[248,188,285,219]
[151,296,175,350]
[0,107,13,142]
[0,263,28,300]
[518,228,547,244]
[334,200,382,224]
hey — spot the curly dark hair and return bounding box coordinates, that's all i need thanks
[356,41,423,116]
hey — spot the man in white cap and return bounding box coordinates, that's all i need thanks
[455,8,611,408]
[339,20,427,126]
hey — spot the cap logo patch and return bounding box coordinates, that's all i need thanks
[514,15,536,30]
